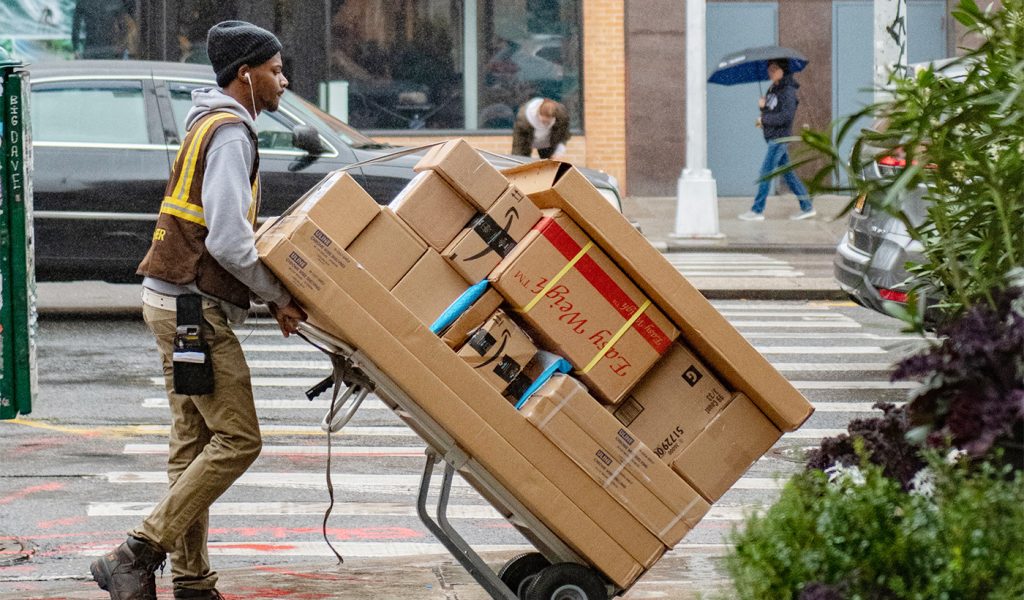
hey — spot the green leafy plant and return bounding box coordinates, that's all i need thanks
[792,0,1024,323]
[727,453,1024,599]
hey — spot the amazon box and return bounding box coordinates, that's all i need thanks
[443,185,542,284]
[414,139,508,210]
[392,250,469,326]
[489,209,678,404]
[457,309,540,401]
[392,171,476,251]
[439,288,504,350]
[501,161,813,432]
[346,208,427,289]
[256,233,658,587]
[521,375,709,547]
[285,171,381,248]
[671,393,782,502]
[613,342,733,464]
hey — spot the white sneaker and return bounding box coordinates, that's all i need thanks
[789,209,817,220]
[738,210,765,221]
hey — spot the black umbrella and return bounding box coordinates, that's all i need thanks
[708,45,809,86]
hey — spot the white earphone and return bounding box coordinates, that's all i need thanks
[244,72,251,84]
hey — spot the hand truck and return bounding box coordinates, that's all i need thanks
[298,321,624,600]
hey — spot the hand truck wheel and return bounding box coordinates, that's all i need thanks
[498,552,551,599]
[524,562,609,600]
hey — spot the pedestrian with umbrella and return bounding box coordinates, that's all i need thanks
[710,46,815,221]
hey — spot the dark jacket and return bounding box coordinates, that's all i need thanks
[511,100,571,158]
[760,74,800,141]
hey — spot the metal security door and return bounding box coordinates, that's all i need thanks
[832,0,948,182]
[707,2,778,196]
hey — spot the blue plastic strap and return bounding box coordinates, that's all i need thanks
[430,280,489,335]
[514,352,573,409]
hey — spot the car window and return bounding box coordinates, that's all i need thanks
[32,80,149,144]
[167,83,301,151]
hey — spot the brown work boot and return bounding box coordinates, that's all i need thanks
[90,536,166,600]
[174,588,224,599]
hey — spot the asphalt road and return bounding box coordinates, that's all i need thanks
[0,297,930,597]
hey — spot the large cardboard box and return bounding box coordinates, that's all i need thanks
[439,287,504,350]
[414,139,508,211]
[346,208,426,289]
[443,185,542,284]
[671,393,782,502]
[392,250,469,326]
[392,171,476,251]
[502,161,813,432]
[284,171,381,247]
[490,209,678,405]
[613,342,733,464]
[257,232,663,587]
[521,375,709,547]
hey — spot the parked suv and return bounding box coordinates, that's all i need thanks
[30,60,622,281]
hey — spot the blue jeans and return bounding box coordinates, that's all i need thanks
[752,140,812,214]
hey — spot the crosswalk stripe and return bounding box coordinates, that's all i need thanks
[122,425,416,436]
[150,377,916,390]
[732,321,861,328]
[677,270,804,278]
[758,346,885,354]
[773,363,893,371]
[74,542,531,558]
[87,501,751,520]
[123,444,426,456]
[104,471,789,492]
[142,397,390,410]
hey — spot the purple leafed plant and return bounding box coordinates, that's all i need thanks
[892,286,1024,464]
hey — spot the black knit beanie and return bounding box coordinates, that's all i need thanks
[207,20,282,88]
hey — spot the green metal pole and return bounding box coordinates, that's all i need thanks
[4,68,35,417]
[0,59,15,419]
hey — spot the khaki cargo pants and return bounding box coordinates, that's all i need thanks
[134,303,262,592]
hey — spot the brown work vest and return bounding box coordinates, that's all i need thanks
[137,111,261,309]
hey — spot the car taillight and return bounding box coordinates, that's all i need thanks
[879,288,908,303]
[876,154,937,172]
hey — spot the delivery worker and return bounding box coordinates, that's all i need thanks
[90,20,305,600]
[511,97,571,159]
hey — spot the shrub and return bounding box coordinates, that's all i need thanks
[805,402,924,490]
[727,455,1024,599]
[892,284,1024,464]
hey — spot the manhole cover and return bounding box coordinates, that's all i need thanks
[0,536,33,566]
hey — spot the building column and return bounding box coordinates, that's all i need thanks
[583,0,627,193]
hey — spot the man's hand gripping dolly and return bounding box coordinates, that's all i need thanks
[270,299,306,337]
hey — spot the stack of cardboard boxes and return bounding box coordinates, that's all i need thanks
[256,140,813,589]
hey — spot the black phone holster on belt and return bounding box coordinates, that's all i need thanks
[172,294,215,395]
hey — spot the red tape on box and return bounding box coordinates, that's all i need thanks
[526,216,672,354]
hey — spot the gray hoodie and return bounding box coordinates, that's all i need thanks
[143,88,290,323]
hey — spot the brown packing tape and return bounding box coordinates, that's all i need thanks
[257,234,646,588]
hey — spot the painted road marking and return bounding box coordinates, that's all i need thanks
[772,363,893,371]
[88,501,751,521]
[74,541,530,558]
[732,321,862,328]
[150,377,918,391]
[123,444,426,457]
[105,471,790,492]
[142,397,390,410]
[122,425,416,436]
[757,346,885,354]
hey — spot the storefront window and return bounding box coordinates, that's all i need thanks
[477,0,582,130]
[1,0,583,133]
[330,0,464,130]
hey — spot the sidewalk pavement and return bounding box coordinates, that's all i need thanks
[34,194,851,317]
